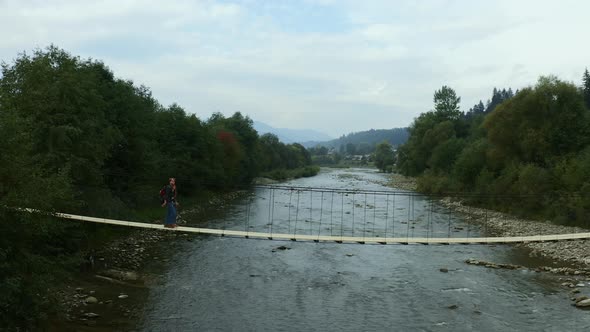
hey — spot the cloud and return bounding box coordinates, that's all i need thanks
[1,0,590,136]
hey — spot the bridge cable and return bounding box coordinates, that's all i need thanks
[288,189,293,234]
[309,190,313,236]
[351,193,356,238]
[318,191,324,241]
[467,205,472,238]
[294,190,301,239]
[271,188,276,238]
[392,194,396,238]
[484,208,488,238]
[406,196,411,243]
[413,198,418,239]
[329,191,334,237]
[245,195,252,237]
[372,193,377,238]
[363,193,368,243]
[222,198,228,233]
[268,189,275,239]
[384,194,390,240]
[340,193,344,241]
[426,199,433,241]
[447,204,453,240]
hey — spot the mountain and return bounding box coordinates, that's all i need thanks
[253,121,333,143]
[303,128,409,149]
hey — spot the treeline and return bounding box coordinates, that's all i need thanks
[307,128,407,166]
[397,71,590,226]
[258,132,318,180]
[310,128,408,152]
[336,128,409,148]
[0,46,314,327]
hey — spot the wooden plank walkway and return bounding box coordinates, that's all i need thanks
[53,211,590,245]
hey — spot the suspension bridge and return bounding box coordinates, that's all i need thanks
[42,185,590,245]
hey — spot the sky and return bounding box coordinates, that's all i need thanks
[1,0,589,137]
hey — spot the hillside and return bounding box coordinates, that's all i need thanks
[253,121,333,143]
[303,128,409,150]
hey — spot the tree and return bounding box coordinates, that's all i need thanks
[0,46,129,213]
[434,85,461,120]
[259,133,284,171]
[346,142,356,155]
[465,100,485,120]
[0,45,328,327]
[374,141,395,172]
[484,76,589,167]
[583,68,590,110]
[485,87,514,113]
[0,83,75,328]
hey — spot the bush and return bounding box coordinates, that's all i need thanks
[262,166,320,181]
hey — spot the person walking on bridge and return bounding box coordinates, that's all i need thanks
[162,177,179,228]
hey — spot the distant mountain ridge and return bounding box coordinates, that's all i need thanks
[253,121,333,143]
[302,128,409,149]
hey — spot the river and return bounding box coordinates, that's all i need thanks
[139,168,590,331]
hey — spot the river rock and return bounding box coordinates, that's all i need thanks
[575,299,590,307]
[101,269,139,282]
[575,296,589,303]
[83,312,100,319]
[440,268,449,273]
[118,294,129,299]
[448,304,459,309]
[85,297,98,304]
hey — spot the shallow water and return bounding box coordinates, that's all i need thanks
[139,168,590,331]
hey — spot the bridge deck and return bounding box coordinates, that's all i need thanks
[55,211,590,245]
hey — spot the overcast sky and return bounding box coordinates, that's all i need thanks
[1,0,589,137]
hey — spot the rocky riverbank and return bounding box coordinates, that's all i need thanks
[387,173,590,309]
[387,173,590,271]
[51,190,249,331]
[439,197,590,271]
[387,173,419,191]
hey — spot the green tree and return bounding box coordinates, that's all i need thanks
[434,85,461,120]
[485,76,589,167]
[452,138,488,189]
[428,137,465,173]
[0,46,129,213]
[0,94,75,328]
[258,133,284,171]
[0,45,326,327]
[583,68,590,110]
[346,142,356,155]
[374,141,395,172]
[207,112,260,185]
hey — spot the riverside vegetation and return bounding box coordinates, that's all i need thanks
[396,73,590,229]
[391,75,590,308]
[0,46,317,329]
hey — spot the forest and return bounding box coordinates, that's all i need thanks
[397,71,590,227]
[0,46,315,327]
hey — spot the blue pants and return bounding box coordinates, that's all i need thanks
[165,202,177,225]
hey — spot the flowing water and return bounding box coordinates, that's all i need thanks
[139,168,590,331]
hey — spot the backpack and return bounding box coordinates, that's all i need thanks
[159,185,167,204]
